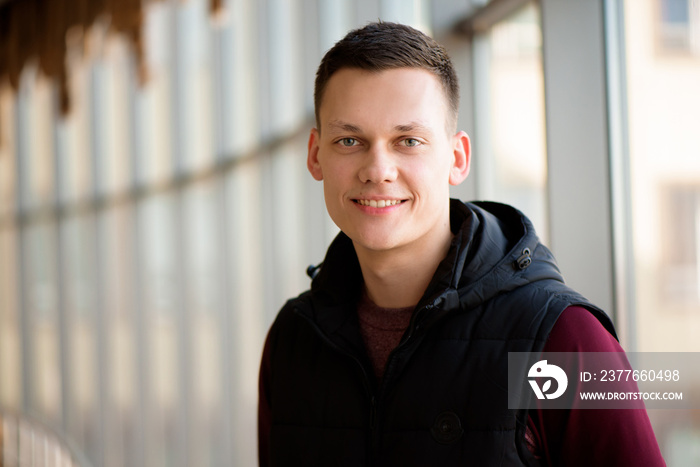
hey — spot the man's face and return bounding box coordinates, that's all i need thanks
[307,67,469,256]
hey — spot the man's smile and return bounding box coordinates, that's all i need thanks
[353,199,407,208]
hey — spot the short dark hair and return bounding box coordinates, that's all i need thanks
[314,21,460,132]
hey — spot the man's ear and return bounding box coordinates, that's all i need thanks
[307,128,324,181]
[449,131,471,186]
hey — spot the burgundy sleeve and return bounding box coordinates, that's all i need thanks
[258,332,272,467]
[527,306,666,466]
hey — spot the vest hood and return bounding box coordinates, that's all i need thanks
[445,200,564,307]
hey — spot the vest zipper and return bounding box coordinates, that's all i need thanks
[370,395,378,461]
[292,305,378,464]
[293,299,448,465]
[379,303,435,389]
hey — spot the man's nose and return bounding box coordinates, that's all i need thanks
[358,145,398,184]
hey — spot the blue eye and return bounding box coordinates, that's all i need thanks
[403,138,420,147]
[339,138,357,146]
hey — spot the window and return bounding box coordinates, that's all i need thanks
[621,0,700,458]
[657,0,700,54]
[625,0,700,352]
[472,3,549,243]
[659,184,700,306]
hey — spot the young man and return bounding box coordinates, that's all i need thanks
[259,22,665,466]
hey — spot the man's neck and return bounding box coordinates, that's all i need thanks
[354,222,454,309]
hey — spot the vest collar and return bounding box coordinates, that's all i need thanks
[306,200,565,328]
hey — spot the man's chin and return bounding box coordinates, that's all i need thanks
[349,231,407,255]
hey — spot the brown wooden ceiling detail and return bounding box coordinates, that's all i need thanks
[0,0,224,114]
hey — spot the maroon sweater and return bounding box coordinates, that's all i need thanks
[356,295,666,466]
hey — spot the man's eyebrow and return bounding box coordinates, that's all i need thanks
[394,122,433,134]
[327,120,362,133]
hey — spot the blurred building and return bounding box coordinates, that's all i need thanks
[0,0,698,465]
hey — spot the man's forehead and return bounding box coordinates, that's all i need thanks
[318,67,452,134]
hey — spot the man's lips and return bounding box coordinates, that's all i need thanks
[353,199,407,208]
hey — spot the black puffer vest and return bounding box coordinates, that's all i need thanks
[264,200,616,466]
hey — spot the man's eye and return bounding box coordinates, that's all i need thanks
[339,138,357,147]
[402,138,421,147]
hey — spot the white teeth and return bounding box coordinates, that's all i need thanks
[357,199,401,207]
